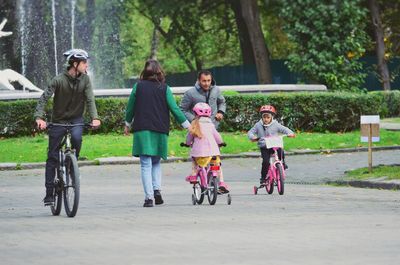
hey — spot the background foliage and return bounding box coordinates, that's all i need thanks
[1,91,399,137]
[280,0,370,91]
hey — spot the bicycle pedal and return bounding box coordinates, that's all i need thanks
[44,202,54,207]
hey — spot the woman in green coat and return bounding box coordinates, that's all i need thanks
[124,59,190,207]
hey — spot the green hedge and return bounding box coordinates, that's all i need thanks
[220,91,400,132]
[1,91,399,137]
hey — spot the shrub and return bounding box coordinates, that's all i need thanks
[0,91,399,137]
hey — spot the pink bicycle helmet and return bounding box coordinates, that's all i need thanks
[259,105,276,115]
[193,102,212,117]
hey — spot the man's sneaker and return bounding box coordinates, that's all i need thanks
[260,177,266,184]
[185,175,197,183]
[154,190,164,205]
[43,195,54,206]
[218,181,229,193]
[143,199,154,207]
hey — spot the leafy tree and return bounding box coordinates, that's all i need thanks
[364,0,400,89]
[122,0,240,76]
[368,0,390,90]
[281,0,369,91]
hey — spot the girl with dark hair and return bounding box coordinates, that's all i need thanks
[124,59,190,207]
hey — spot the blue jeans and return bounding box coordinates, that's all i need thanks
[139,155,162,200]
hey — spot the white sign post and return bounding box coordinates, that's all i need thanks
[360,115,380,173]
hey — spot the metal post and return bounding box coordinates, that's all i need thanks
[368,124,372,173]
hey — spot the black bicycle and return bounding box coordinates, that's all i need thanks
[48,123,88,217]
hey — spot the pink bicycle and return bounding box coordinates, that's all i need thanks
[254,136,288,195]
[180,142,232,205]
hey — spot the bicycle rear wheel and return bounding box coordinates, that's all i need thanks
[276,164,284,195]
[207,173,218,205]
[51,169,62,216]
[63,154,80,217]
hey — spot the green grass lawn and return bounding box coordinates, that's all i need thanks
[0,129,399,163]
[381,117,400,123]
[345,165,400,180]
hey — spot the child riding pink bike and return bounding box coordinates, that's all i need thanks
[185,102,229,194]
[247,105,295,194]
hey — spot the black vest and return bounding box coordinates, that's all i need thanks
[132,80,170,134]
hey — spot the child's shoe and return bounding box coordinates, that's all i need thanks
[218,181,229,193]
[185,175,197,183]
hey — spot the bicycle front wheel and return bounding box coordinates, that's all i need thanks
[63,154,80,217]
[265,171,274,194]
[51,169,63,216]
[207,173,218,205]
[276,164,284,195]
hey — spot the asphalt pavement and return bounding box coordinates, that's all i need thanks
[1,150,399,265]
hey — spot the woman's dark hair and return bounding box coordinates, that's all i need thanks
[197,70,212,80]
[140,59,165,83]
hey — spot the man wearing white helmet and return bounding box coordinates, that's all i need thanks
[35,49,101,205]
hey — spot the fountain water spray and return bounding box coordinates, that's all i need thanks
[71,0,76,48]
[18,0,27,76]
[51,0,58,75]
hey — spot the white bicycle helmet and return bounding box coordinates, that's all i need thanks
[63,49,89,61]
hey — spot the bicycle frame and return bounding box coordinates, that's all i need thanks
[267,147,285,183]
[48,123,87,217]
[56,125,80,186]
[254,135,287,195]
[196,162,220,191]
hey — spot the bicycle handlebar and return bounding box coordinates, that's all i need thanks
[47,123,93,129]
[180,142,227,147]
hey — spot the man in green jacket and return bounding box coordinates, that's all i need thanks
[35,49,101,205]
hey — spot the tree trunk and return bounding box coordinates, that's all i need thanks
[239,0,272,84]
[230,0,255,65]
[149,20,159,60]
[368,0,391,90]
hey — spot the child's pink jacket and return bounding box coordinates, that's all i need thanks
[186,117,223,157]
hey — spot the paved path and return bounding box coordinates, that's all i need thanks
[1,150,399,265]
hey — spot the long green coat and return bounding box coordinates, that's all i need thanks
[125,83,187,160]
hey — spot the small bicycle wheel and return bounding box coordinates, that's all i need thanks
[63,154,80,217]
[227,194,232,205]
[253,186,258,195]
[191,194,196,205]
[207,173,218,205]
[265,175,274,194]
[51,170,62,216]
[276,164,284,195]
[193,183,204,205]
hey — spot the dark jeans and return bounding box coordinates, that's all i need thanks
[260,147,284,180]
[45,117,84,192]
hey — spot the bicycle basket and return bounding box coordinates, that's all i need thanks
[265,136,284,149]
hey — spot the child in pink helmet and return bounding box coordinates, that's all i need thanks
[185,102,229,193]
